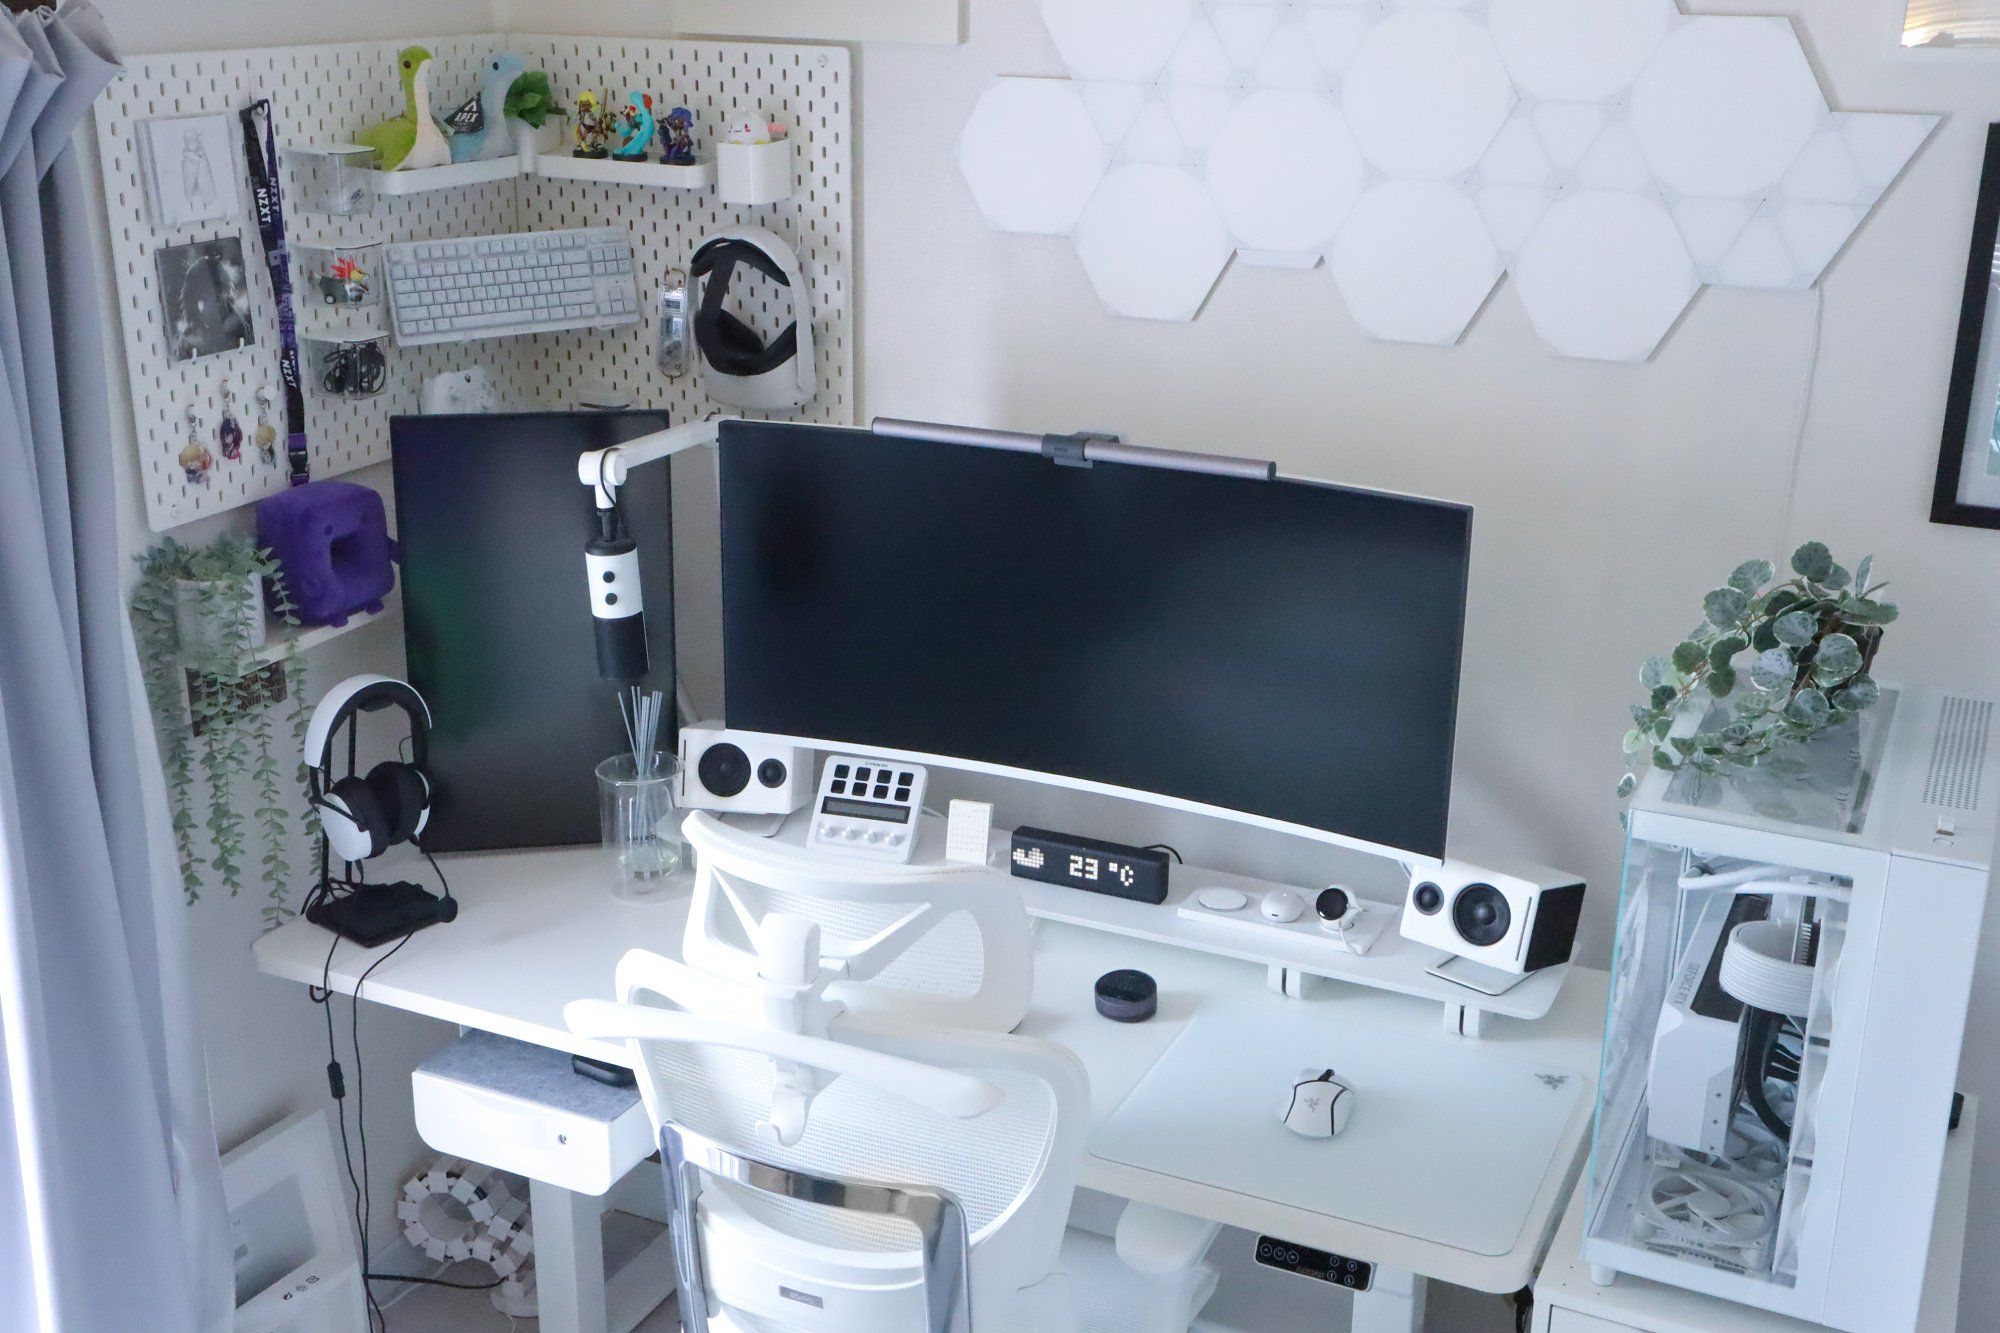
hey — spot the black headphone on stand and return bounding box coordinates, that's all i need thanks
[305,674,434,862]
[303,674,456,936]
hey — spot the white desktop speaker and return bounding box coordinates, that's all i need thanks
[676,723,812,815]
[1399,861,1585,975]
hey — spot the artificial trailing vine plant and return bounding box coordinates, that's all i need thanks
[131,534,313,927]
[1618,542,1895,798]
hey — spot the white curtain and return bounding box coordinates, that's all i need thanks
[0,4,231,1330]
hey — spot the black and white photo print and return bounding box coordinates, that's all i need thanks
[154,236,256,363]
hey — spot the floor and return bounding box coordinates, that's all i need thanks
[378,1258,1519,1332]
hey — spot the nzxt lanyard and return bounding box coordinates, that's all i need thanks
[240,100,309,486]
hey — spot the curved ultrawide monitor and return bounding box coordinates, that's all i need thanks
[719,422,1470,860]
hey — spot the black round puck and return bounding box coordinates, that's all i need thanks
[1095,969,1158,1023]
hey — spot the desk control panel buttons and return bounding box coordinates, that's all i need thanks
[1252,1236,1373,1291]
[809,756,927,863]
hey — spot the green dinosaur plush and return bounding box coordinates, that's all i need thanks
[504,71,567,131]
[356,45,452,172]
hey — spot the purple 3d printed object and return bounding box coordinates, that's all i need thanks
[255,480,397,627]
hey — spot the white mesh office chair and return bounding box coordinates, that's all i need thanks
[568,947,1220,1332]
[680,810,1034,1034]
[565,815,1220,1331]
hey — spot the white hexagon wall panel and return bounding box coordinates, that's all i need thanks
[961,4,1938,360]
[1075,164,1234,322]
[956,80,1108,235]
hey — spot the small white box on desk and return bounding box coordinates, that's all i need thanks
[412,1031,653,1196]
[717,137,792,205]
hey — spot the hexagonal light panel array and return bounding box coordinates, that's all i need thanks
[955,0,1937,362]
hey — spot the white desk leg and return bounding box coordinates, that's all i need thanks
[532,1177,610,1333]
[1353,1266,1425,1333]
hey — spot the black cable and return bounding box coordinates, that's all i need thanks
[350,926,418,1329]
[1737,1008,1794,1142]
[364,1270,504,1292]
[1141,843,1184,864]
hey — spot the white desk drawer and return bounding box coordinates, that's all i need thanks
[413,1032,654,1196]
[1549,1311,1640,1333]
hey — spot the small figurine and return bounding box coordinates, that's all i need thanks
[254,388,278,466]
[181,407,214,485]
[724,113,769,146]
[573,90,609,158]
[356,46,453,172]
[318,256,369,305]
[217,381,243,461]
[442,52,526,163]
[661,107,696,166]
[612,90,656,162]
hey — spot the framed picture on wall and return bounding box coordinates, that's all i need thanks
[1933,124,2000,528]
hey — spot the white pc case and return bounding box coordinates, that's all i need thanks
[1583,683,1995,1332]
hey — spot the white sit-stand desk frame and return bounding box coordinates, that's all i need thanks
[256,831,1607,1333]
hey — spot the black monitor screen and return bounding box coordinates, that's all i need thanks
[720,423,1470,857]
[392,411,675,852]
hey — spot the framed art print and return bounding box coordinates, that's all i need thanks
[1933,125,2000,529]
[137,112,242,228]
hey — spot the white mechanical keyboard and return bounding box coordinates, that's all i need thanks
[385,227,642,346]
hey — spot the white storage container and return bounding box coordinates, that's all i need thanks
[717,137,791,205]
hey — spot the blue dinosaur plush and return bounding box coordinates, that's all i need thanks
[442,52,527,163]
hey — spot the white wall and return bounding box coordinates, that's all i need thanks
[84,0,497,1271]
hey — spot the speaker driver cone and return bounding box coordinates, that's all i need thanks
[698,743,752,798]
[1452,883,1511,948]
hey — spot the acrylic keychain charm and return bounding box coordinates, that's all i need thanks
[179,404,214,485]
[217,380,244,461]
[253,387,278,465]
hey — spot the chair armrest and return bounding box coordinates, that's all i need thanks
[1113,1202,1222,1276]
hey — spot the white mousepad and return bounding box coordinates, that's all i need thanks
[1089,998,1589,1256]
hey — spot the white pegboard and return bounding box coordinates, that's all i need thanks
[95,34,854,533]
[513,36,853,428]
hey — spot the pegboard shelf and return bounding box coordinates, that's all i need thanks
[248,593,399,666]
[365,156,523,195]
[533,154,715,190]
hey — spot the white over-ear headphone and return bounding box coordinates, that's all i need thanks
[305,674,434,864]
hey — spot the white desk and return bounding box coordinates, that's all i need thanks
[255,842,1608,1327]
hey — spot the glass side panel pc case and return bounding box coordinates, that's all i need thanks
[1584,683,1996,1331]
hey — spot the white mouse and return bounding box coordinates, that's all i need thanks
[1259,889,1305,923]
[1281,1068,1354,1139]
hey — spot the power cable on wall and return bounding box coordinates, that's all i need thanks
[1774,285,1828,560]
